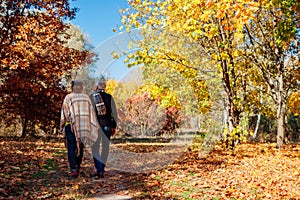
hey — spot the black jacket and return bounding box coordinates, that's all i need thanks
[90,90,117,128]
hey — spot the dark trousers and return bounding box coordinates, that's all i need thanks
[65,124,83,172]
[91,126,112,173]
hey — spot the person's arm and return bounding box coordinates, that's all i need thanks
[89,93,96,108]
[111,96,118,128]
[59,96,69,137]
[59,106,66,135]
[111,96,118,135]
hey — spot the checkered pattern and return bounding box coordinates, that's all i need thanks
[60,93,99,148]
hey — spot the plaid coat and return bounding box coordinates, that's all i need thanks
[60,92,99,149]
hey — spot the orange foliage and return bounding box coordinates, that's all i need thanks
[0,0,91,135]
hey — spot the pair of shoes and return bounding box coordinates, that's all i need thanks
[91,171,104,179]
[97,171,104,178]
[75,165,80,174]
[70,171,79,178]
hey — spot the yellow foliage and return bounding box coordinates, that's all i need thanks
[120,0,273,124]
[105,78,118,96]
[288,91,300,115]
[141,84,181,108]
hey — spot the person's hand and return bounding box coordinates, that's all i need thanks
[63,137,67,148]
[59,126,65,136]
[111,128,116,136]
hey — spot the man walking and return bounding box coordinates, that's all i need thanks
[90,76,117,179]
[60,80,99,178]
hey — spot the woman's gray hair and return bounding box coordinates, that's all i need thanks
[71,80,84,93]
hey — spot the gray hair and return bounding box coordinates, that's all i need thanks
[96,76,107,90]
[71,80,84,93]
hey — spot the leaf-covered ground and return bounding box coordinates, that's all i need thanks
[0,137,299,199]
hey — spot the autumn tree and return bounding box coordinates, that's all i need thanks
[107,78,164,136]
[61,24,97,95]
[119,0,260,148]
[117,2,215,137]
[243,0,300,148]
[118,92,166,137]
[119,0,300,148]
[0,0,91,137]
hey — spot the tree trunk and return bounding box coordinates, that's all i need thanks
[254,86,263,139]
[253,114,261,139]
[21,117,28,138]
[276,73,285,148]
[276,99,285,148]
[225,91,239,149]
[277,112,285,148]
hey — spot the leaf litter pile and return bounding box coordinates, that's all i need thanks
[0,137,299,199]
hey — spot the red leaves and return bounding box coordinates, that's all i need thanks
[0,1,91,135]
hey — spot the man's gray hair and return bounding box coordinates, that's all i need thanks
[96,76,107,89]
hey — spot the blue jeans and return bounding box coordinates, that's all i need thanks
[91,126,112,173]
[65,125,83,172]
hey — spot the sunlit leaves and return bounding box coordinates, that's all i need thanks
[0,0,90,135]
[1,138,300,199]
[272,0,300,46]
[120,0,299,149]
[141,84,180,109]
[288,91,300,116]
[118,92,167,137]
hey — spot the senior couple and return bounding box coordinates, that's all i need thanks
[59,77,117,179]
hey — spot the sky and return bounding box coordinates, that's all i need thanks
[69,0,129,46]
[69,0,141,81]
